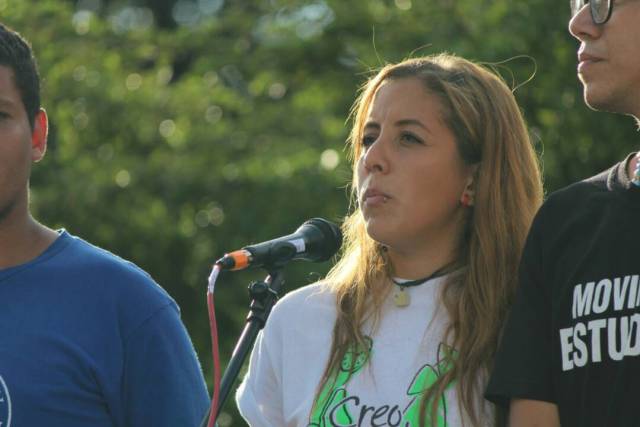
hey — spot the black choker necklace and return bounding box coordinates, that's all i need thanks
[391,266,452,307]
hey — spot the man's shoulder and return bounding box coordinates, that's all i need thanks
[526,163,620,242]
[543,164,615,213]
[54,231,173,305]
[68,234,150,277]
[555,166,611,198]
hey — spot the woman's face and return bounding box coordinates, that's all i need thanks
[356,77,473,257]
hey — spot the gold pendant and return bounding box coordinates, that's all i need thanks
[393,286,410,307]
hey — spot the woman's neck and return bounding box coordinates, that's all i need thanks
[386,242,458,280]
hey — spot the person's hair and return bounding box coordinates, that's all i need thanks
[316,53,543,426]
[0,23,41,128]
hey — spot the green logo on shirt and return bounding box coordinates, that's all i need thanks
[309,340,454,427]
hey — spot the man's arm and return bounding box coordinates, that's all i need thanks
[122,302,210,426]
[509,399,560,427]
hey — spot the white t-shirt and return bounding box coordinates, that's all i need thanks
[236,276,492,427]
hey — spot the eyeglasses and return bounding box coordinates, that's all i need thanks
[570,0,613,24]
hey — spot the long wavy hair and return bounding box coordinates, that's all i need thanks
[315,53,543,426]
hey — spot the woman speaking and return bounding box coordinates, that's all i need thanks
[236,53,543,427]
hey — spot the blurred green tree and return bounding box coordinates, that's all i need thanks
[3,0,638,425]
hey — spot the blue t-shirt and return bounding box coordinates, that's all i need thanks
[0,231,210,426]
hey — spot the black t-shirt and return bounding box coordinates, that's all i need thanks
[486,154,640,426]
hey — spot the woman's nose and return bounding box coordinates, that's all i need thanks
[361,135,390,174]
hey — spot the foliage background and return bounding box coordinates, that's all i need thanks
[3,0,638,424]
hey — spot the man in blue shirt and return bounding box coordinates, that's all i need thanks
[0,23,210,426]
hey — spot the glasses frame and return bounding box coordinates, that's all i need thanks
[571,0,613,25]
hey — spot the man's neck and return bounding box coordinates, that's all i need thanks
[0,213,58,269]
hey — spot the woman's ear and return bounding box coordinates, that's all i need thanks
[460,166,477,208]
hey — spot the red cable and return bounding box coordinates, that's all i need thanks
[207,290,220,427]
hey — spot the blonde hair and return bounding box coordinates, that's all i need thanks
[316,53,543,426]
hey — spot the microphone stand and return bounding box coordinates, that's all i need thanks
[199,267,285,427]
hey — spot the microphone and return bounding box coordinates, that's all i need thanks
[216,218,342,271]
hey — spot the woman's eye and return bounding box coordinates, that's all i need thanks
[400,132,424,145]
[362,135,376,147]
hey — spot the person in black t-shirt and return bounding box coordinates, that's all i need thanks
[486,1,640,426]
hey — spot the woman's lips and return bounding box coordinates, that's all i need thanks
[362,188,391,207]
